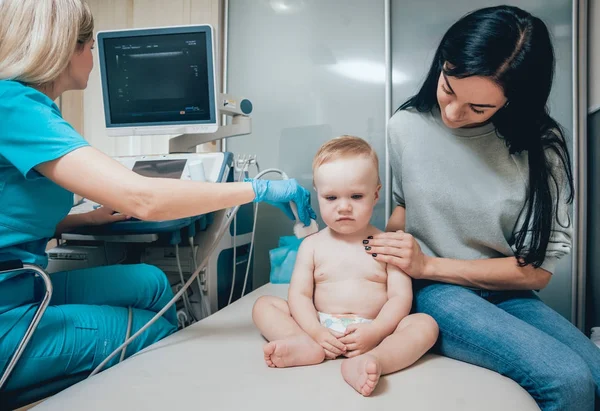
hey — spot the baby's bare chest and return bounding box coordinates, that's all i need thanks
[313,242,387,283]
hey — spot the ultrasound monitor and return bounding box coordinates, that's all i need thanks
[96,25,218,137]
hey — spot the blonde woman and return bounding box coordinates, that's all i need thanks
[0,0,316,396]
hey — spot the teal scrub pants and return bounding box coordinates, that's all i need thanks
[0,264,178,391]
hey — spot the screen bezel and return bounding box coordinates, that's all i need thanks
[96,25,217,133]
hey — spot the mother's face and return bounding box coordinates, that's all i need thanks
[436,68,508,129]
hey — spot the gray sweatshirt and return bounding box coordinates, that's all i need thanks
[387,107,572,274]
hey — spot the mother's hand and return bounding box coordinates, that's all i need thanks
[364,231,429,278]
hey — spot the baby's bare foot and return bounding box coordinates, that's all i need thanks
[341,354,381,396]
[263,335,324,368]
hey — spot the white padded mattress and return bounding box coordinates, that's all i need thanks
[33,284,539,410]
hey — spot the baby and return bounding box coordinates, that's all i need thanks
[252,135,439,396]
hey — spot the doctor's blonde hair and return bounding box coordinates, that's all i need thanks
[312,135,381,185]
[0,0,94,85]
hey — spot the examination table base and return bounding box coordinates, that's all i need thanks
[32,284,539,411]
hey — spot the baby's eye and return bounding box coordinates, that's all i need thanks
[325,196,337,201]
[351,194,363,200]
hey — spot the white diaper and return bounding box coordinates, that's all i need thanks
[317,312,373,334]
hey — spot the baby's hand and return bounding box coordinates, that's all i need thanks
[313,327,346,359]
[338,323,384,358]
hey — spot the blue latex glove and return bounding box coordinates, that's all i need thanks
[246,178,317,226]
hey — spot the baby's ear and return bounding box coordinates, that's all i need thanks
[374,184,382,201]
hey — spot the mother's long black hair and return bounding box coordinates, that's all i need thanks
[398,5,574,268]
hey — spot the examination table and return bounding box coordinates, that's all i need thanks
[32,284,539,411]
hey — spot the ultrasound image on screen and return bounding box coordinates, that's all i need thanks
[132,160,187,179]
[103,32,212,125]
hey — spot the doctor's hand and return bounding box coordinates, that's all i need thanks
[247,178,317,226]
[364,231,429,279]
[338,323,384,358]
[86,206,131,225]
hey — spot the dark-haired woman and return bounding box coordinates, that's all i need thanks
[363,6,600,410]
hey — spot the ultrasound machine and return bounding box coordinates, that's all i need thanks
[47,25,256,328]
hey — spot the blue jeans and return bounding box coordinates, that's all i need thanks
[0,264,178,392]
[414,281,600,411]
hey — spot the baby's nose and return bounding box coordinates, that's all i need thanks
[338,200,352,211]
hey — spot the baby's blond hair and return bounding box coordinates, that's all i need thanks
[312,135,380,185]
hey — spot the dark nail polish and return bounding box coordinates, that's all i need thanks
[362,240,369,244]
[372,253,377,257]
[365,246,371,251]
[367,236,373,239]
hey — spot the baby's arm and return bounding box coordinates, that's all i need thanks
[287,238,321,336]
[288,236,347,358]
[339,263,413,357]
[370,263,413,338]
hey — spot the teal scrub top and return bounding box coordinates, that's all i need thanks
[0,80,89,317]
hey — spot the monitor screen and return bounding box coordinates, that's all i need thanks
[132,159,187,179]
[97,25,217,135]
